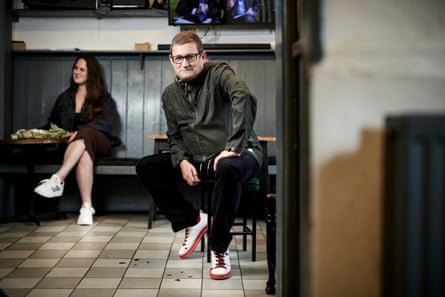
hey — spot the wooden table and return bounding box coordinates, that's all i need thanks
[0,138,68,225]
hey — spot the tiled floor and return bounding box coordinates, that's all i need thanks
[0,213,271,297]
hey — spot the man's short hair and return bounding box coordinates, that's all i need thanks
[170,32,204,54]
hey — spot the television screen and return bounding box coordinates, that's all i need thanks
[168,0,275,26]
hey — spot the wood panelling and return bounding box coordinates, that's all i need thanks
[12,51,276,158]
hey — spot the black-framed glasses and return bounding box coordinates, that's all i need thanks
[171,53,201,64]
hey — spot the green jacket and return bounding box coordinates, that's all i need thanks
[162,61,263,168]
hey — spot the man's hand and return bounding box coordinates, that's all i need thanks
[180,159,201,186]
[213,150,241,171]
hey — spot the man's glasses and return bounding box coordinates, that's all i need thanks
[171,53,201,64]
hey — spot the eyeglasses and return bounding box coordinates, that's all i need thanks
[171,53,201,64]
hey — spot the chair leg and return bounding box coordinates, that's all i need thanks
[265,194,276,294]
[242,216,248,251]
[206,183,212,263]
[247,188,257,261]
[200,184,207,253]
[252,205,257,261]
[147,195,155,229]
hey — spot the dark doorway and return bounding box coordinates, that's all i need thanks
[275,0,322,296]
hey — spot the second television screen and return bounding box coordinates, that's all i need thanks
[168,0,275,26]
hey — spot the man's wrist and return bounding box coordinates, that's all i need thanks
[179,159,190,167]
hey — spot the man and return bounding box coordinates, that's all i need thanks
[136,31,262,280]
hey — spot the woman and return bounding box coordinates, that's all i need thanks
[34,54,120,225]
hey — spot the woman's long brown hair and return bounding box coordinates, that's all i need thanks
[70,54,107,121]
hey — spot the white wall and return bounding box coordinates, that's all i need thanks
[12,17,275,50]
[312,0,445,169]
[310,0,445,296]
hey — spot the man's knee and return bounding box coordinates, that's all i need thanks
[216,154,259,180]
[217,158,238,175]
[136,155,160,176]
[135,156,150,176]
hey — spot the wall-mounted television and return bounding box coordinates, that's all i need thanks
[168,0,275,27]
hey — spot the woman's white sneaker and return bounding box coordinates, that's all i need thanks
[77,207,95,225]
[209,249,231,280]
[34,174,64,198]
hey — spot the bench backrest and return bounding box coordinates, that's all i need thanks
[12,52,276,158]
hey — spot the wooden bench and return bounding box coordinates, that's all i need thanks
[93,157,155,229]
[0,142,154,226]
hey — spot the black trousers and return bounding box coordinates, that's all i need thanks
[135,152,259,253]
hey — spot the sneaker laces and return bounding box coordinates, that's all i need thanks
[182,215,201,247]
[39,175,62,186]
[213,252,226,269]
[38,179,50,185]
[182,228,191,247]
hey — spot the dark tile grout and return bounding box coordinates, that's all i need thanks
[0,214,271,297]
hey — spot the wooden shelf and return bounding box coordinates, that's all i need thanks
[11,49,275,56]
[11,8,168,21]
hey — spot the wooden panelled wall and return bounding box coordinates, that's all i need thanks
[12,51,277,158]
